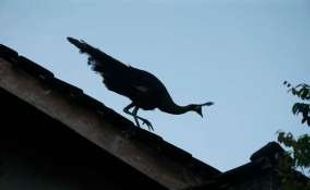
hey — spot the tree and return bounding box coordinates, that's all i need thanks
[277,82,310,189]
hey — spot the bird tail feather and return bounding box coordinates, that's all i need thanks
[67,37,127,74]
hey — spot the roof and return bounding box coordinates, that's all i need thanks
[0,87,167,190]
[185,142,310,190]
[0,44,221,190]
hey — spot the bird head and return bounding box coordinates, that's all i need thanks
[191,102,214,118]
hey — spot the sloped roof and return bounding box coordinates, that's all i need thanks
[0,44,220,190]
[185,142,310,190]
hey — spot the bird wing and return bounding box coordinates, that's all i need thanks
[67,37,153,97]
[67,37,173,107]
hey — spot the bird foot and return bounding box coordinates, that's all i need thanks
[141,119,154,131]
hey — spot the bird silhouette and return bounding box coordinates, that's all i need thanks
[67,37,213,131]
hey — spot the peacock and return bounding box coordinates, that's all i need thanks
[67,37,213,131]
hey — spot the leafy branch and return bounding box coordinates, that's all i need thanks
[284,81,310,126]
[277,81,310,189]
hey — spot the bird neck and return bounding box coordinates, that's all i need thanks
[159,100,194,115]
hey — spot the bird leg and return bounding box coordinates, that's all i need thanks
[131,106,141,128]
[132,107,154,131]
[123,103,154,131]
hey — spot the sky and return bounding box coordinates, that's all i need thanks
[1,0,309,172]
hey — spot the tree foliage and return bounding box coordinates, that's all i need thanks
[277,82,310,189]
[284,82,310,125]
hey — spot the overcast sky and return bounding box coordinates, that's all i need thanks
[1,0,309,171]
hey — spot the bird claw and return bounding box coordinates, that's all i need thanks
[141,119,154,131]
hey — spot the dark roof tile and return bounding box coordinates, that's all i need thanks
[75,93,106,110]
[97,106,135,128]
[45,77,83,96]
[18,56,54,80]
[250,141,285,162]
[0,44,18,62]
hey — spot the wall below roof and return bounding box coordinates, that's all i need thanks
[0,88,166,190]
[228,173,280,190]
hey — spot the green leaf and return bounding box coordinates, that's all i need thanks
[292,103,301,115]
[301,89,309,100]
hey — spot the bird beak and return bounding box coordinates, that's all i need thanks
[202,102,214,106]
[197,102,214,118]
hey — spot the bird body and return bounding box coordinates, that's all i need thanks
[67,37,213,131]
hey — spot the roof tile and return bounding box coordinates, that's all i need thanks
[18,56,54,80]
[0,44,18,62]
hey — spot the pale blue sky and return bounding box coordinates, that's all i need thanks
[1,0,309,171]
